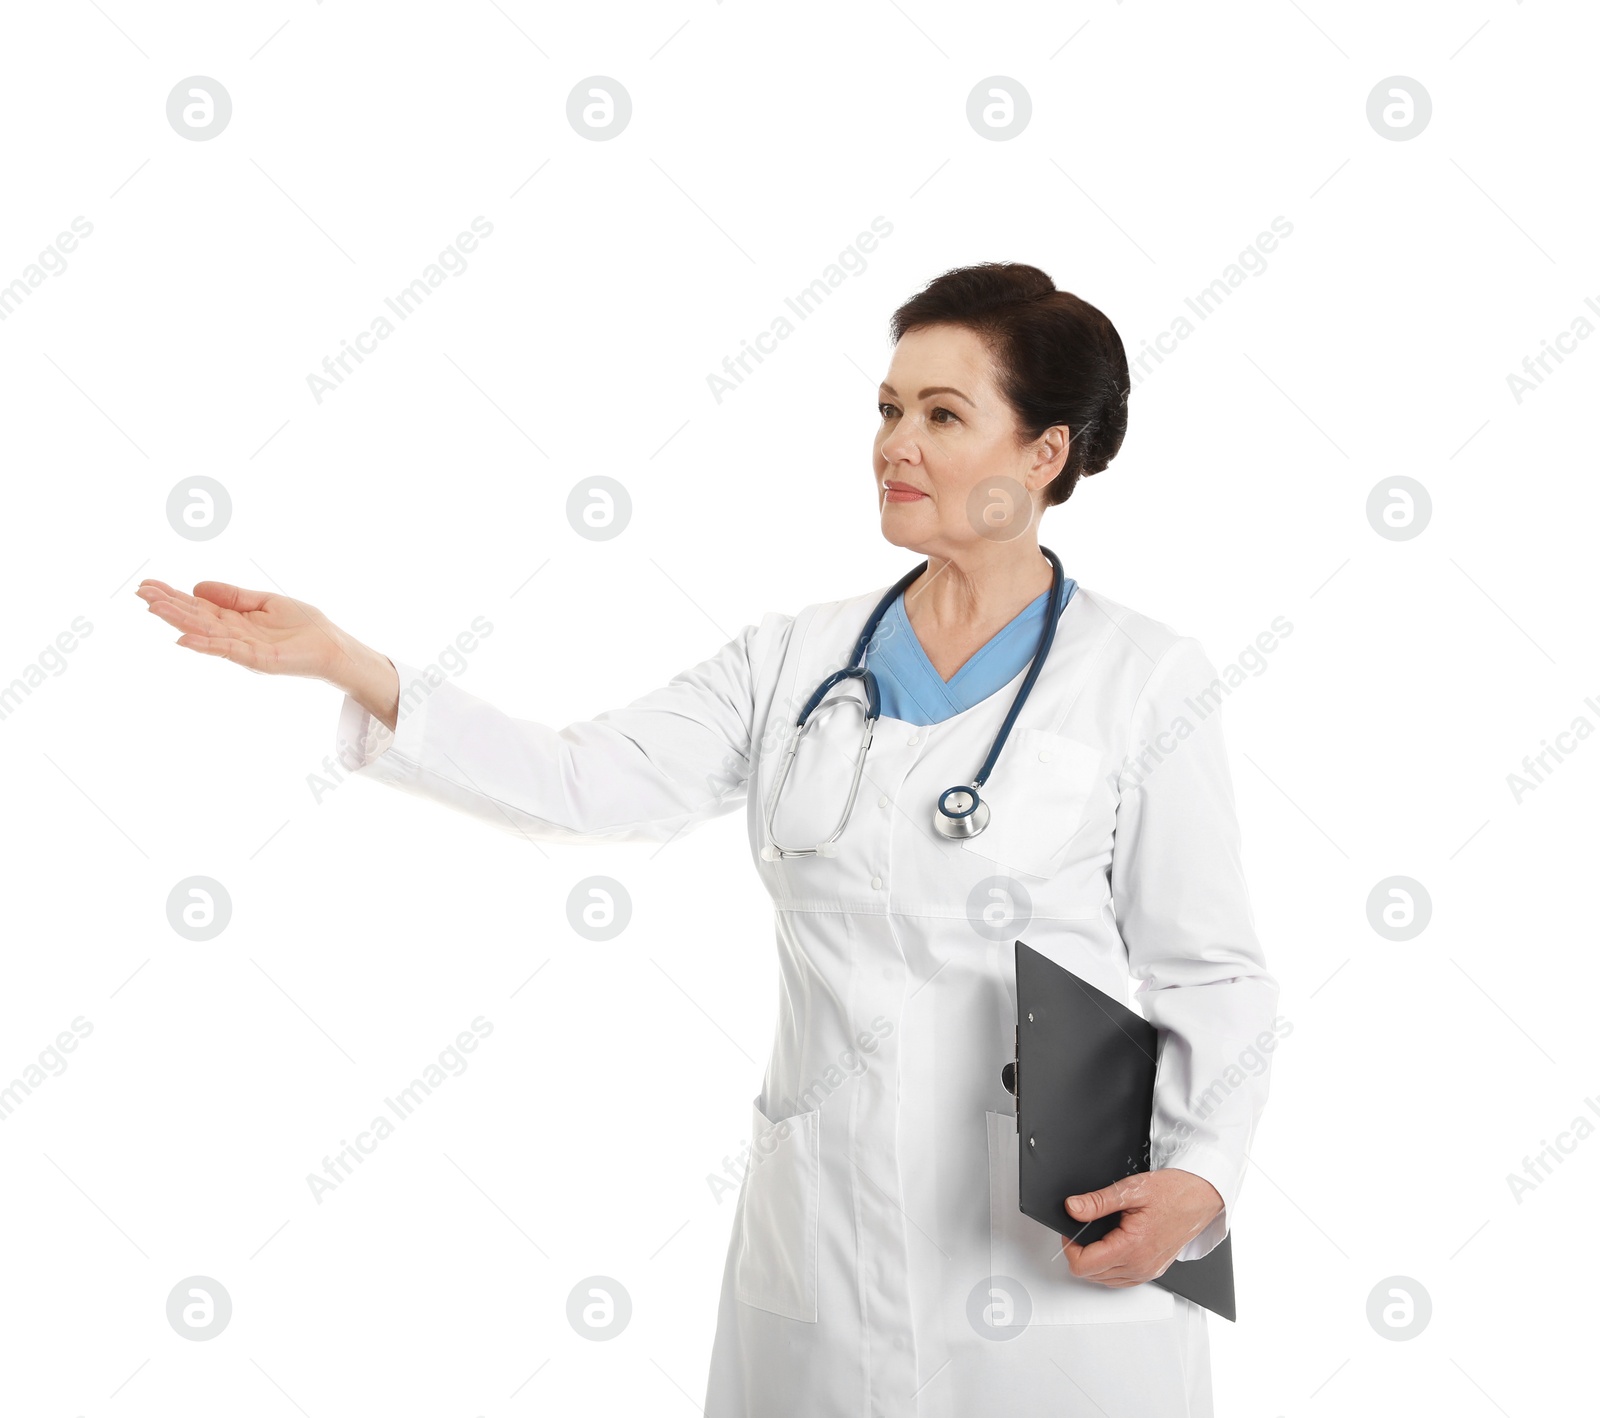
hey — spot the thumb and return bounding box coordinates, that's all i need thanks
[1065,1179,1129,1223]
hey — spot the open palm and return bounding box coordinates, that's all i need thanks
[136,579,350,680]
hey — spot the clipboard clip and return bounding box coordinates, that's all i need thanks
[1000,1024,1019,1114]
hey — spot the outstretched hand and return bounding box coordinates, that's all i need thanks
[135,579,353,681]
[1061,1169,1224,1287]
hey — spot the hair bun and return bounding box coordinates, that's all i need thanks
[1080,370,1130,477]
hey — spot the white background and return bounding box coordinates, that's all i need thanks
[2,1,1596,1414]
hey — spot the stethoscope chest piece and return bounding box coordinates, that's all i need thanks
[933,784,990,840]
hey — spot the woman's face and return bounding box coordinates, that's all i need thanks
[874,323,1065,558]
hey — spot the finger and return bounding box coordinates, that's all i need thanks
[1065,1177,1132,1225]
[1063,1227,1134,1278]
[1068,1224,1182,1282]
[139,584,241,636]
[1079,1271,1147,1288]
[1064,1243,1158,1286]
[1066,1256,1147,1287]
[146,598,229,638]
[138,580,212,610]
[135,584,190,609]
[193,580,273,613]
[1090,1251,1173,1284]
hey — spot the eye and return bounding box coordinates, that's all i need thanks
[930,406,959,425]
[877,401,899,420]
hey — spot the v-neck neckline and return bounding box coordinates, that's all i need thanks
[893,586,1053,690]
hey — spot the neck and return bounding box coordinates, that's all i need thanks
[904,541,1053,632]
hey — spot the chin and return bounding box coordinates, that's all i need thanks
[878,510,929,554]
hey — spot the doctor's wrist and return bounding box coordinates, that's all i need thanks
[328,638,400,733]
[1156,1168,1225,1226]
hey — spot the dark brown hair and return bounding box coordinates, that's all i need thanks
[888,262,1130,506]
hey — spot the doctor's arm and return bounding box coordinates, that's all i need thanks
[135,577,787,846]
[1064,635,1281,1284]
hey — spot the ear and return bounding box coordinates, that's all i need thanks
[1025,425,1070,496]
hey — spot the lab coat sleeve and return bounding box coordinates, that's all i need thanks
[331,613,790,846]
[1110,635,1281,1263]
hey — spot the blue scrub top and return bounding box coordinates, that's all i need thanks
[863,575,1078,727]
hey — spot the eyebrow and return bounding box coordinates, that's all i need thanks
[878,382,976,408]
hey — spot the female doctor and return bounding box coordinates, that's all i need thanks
[137,262,1277,1416]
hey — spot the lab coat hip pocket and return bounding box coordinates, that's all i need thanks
[985,1111,1174,1325]
[734,1097,821,1322]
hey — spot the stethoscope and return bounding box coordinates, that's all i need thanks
[761,547,1068,860]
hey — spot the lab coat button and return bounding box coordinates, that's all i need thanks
[877,794,890,809]
[907,732,920,746]
[871,875,883,890]
[1039,749,1053,762]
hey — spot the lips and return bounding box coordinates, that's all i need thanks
[883,480,928,503]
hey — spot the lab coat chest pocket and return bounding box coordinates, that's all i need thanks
[961,728,1103,880]
[984,1111,1175,1324]
[734,1097,821,1322]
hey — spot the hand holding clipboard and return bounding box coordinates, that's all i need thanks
[1000,940,1238,1321]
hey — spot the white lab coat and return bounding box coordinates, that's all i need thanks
[336,582,1278,1417]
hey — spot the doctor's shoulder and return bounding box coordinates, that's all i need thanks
[701,585,881,713]
[766,585,888,664]
[1067,586,1236,717]
[725,587,886,712]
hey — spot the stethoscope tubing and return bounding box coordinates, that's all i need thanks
[764,548,1067,859]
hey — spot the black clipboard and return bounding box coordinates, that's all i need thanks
[1000,939,1237,1321]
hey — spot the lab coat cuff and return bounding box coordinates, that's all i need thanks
[1158,1141,1241,1262]
[334,657,434,783]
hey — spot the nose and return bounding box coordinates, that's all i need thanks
[878,424,921,469]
